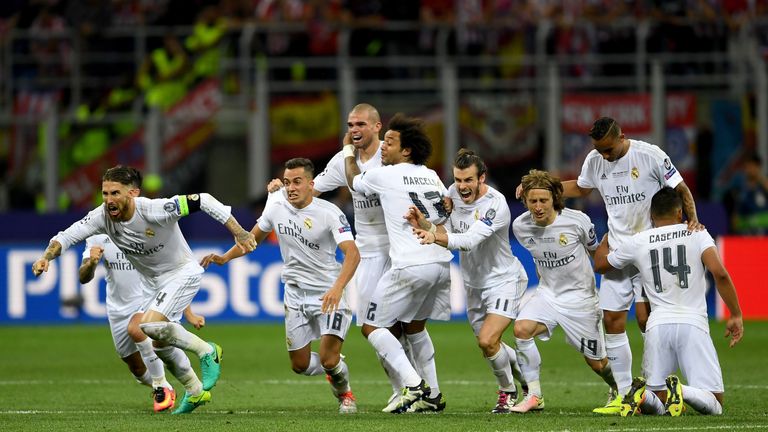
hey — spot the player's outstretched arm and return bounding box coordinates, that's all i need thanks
[200,225,270,268]
[32,241,63,277]
[592,234,614,273]
[701,247,743,347]
[404,205,447,233]
[78,246,104,284]
[224,216,257,254]
[320,240,360,314]
[675,182,704,231]
[342,143,361,191]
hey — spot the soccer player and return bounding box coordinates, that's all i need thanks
[344,113,453,413]
[593,187,743,416]
[79,234,205,412]
[521,117,702,414]
[200,158,361,414]
[32,165,257,414]
[510,170,618,413]
[406,149,529,413]
[311,103,420,403]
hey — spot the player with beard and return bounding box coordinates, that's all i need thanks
[406,149,529,413]
[32,165,256,414]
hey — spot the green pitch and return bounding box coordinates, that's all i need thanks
[1,321,766,431]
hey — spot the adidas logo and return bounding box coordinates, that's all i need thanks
[600,173,608,180]
[527,238,536,245]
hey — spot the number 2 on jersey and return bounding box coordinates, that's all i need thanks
[409,191,448,219]
[649,245,691,292]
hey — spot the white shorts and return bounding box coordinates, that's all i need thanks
[466,277,528,336]
[107,310,143,358]
[598,265,648,312]
[284,302,352,352]
[354,254,391,326]
[517,293,607,360]
[644,323,724,393]
[364,262,451,328]
[142,262,203,322]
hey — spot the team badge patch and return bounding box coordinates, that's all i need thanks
[559,233,568,246]
[631,167,640,179]
[338,214,352,233]
[188,194,199,201]
[664,158,672,170]
[474,209,480,220]
[485,208,496,220]
[145,228,155,238]
[304,218,313,229]
[164,202,177,213]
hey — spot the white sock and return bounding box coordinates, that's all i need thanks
[515,338,542,397]
[605,332,633,395]
[682,385,722,415]
[400,333,420,375]
[134,369,152,387]
[378,352,402,394]
[154,346,201,395]
[640,390,665,415]
[301,352,324,376]
[324,358,351,394]
[486,348,515,393]
[140,322,213,358]
[368,328,421,387]
[406,330,440,397]
[502,342,526,387]
[135,338,169,388]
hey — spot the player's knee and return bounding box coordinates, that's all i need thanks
[127,324,146,342]
[513,321,532,339]
[139,322,171,341]
[603,312,626,333]
[291,360,309,374]
[477,334,499,356]
[320,353,340,370]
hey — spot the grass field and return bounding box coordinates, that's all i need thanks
[1,321,766,431]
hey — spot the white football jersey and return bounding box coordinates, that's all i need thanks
[82,234,144,317]
[258,195,355,293]
[577,139,683,249]
[313,144,389,257]
[513,208,600,310]
[445,184,525,290]
[607,224,715,332]
[54,197,202,280]
[353,163,454,269]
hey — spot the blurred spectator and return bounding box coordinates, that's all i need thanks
[724,153,768,235]
[30,4,71,80]
[185,6,229,84]
[137,33,189,110]
[418,0,453,53]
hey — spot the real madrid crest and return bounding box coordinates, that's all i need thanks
[304,218,313,229]
[631,167,640,179]
[474,209,480,220]
[559,233,568,246]
[145,228,155,238]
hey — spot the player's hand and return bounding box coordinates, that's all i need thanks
[200,253,228,268]
[32,259,49,277]
[89,246,104,262]
[320,285,343,314]
[186,312,206,329]
[413,228,436,245]
[725,315,744,347]
[235,230,257,254]
[686,219,705,232]
[267,178,284,193]
[515,183,523,199]
[343,132,353,147]
[442,197,453,216]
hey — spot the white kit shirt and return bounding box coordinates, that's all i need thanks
[258,193,355,293]
[608,224,715,333]
[513,208,600,311]
[445,184,525,290]
[577,139,683,249]
[353,163,454,269]
[314,144,389,257]
[83,234,144,317]
[54,196,203,281]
